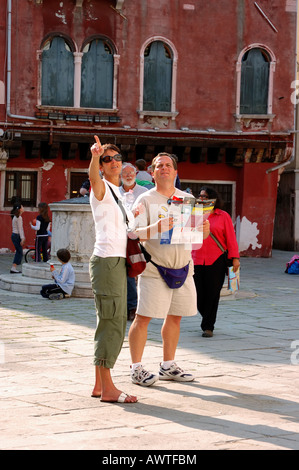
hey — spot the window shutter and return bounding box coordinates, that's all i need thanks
[81,39,113,109]
[240,48,269,114]
[143,41,172,112]
[42,37,74,107]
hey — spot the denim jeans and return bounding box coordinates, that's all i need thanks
[40,283,65,298]
[11,233,23,265]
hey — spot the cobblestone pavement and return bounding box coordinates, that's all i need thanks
[0,250,299,450]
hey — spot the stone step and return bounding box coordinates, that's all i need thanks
[22,262,90,283]
[1,262,234,300]
[0,273,93,298]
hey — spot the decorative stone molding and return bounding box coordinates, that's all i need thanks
[0,148,8,170]
[234,114,275,132]
[33,0,85,6]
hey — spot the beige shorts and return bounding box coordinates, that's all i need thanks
[136,274,197,319]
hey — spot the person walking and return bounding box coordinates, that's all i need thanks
[89,135,137,404]
[128,153,210,386]
[10,203,25,273]
[192,186,240,337]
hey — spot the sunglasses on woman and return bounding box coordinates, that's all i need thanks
[100,154,122,163]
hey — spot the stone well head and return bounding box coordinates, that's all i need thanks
[49,197,94,264]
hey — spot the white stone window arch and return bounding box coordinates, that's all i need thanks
[37,34,119,111]
[235,43,276,118]
[138,36,178,120]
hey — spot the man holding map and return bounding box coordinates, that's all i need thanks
[128,153,210,387]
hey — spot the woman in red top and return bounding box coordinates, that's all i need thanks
[192,187,240,337]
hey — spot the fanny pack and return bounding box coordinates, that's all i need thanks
[149,259,190,289]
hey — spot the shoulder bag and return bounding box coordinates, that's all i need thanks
[108,184,149,277]
[209,232,233,269]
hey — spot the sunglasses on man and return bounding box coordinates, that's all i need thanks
[100,154,122,163]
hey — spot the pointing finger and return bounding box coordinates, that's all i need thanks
[94,135,101,146]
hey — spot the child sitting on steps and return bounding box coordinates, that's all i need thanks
[40,248,75,300]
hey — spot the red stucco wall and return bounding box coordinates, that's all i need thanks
[0,1,296,257]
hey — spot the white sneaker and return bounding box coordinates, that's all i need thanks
[130,365,159,387]
[159,362,195,382]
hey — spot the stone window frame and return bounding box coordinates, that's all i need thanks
[138,36,178,120]
[37,33,120,112]
[2,168,42,209]
[235,43,276,123]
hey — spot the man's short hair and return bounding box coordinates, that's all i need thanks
[151,153,177,171]
[135,159,147,171]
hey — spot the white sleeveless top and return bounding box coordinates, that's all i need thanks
[90,180,133,258]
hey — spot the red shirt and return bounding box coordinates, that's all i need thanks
[192,209,240,266]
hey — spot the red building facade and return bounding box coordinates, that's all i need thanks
[0,0,296,256]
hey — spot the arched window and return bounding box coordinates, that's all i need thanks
[240,48,270,114]
[236,45,276,119]
[41,36,74,107]
[80,38,114,109]
[143,41,173,112]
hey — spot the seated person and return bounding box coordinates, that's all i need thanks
[40,249,75,300]
[79,179,90,196]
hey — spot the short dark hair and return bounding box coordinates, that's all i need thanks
[151,153,177,171]
[38,202,50,223]
[199,186,223,210]
[10,203,22,219]
[100,143,121,163]
[57,249,71,263]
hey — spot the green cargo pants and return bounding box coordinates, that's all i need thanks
[89,255,127,369]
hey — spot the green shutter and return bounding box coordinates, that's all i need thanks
[42,37,74,107]
[240,48,269,114]
[81,39,113,109]
[143,41,172,112]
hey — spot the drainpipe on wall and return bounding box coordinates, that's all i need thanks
[265,148,294,174]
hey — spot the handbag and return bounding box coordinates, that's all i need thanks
[209,233,233,268]
[108,185,150,277]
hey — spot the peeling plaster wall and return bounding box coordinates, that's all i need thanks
[238,163,278,257]
[236,216,262,253]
